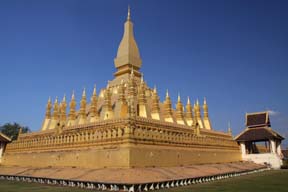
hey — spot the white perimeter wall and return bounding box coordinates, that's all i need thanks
[242,153,283,169]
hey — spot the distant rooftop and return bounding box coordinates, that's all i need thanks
[235,127,284,142]
[0,132,11,142]
[236,111,284,142]
[246,111,270,128]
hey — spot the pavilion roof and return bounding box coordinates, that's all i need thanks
[235,127,284,142]
[0,132,11,142]
[246,112,270,128]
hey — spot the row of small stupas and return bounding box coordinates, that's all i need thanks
[41,76,212,131]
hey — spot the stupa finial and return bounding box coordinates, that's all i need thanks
[93,84,97,96]
[178,93,181,102]
[153,85,157,93]
[127,5,131,21]
[141,73,144,83]
[203,97,209,119]
[228,121,232,135]
[52,97,59,120]
[71,90,75,100]
[62,94,66,103]
[45,96,52,118]
[166,89,169,98]
[82,87,86,97]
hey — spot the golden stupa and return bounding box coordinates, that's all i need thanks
[2,7,241,169]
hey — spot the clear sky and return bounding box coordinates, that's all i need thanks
[0,0,287,146]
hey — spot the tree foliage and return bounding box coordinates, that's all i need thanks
[0,122,30,140]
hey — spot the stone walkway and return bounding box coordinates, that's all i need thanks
[0,161,265,184]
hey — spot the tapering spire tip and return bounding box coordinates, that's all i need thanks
[62,94,66,102]
[177,93,181,102]
[187,97,191,105]
[55,96,58,103]
[153,85,157,93]
[93,84,97,95]
[127,5,131,21]
[70,90,75,101]
[82,87,86,97]
[141,73,144,83]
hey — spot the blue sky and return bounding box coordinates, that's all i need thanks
[0,0,287,147]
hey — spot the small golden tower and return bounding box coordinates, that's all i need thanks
[118,80,126,103]
[101,86,114,120]
[228,121,232,135]
[185,97,194,126]
[202,97,212,130]
[151,86,160,120]
[203,97,208,118]
[89,85,99,123]
[78,88,87,125]
[115,80,128,118]
[41,97,52,131]
[192,103,201,136]
[128,69,137,97]
[138,76,146,105]
[127,70,137,118]
[67,91,77,126]
[176,94,185,125]
[48,97,60,129]
[137,76,148,118]
[194,99,204,129]
[195,99,200,118]
[60,95,67,126]
[194,120,201,136]
[17,127,22,138]
[46,97,52,118]
[163,90,174,123]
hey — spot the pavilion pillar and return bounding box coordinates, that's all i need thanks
[240,142,246,155]
[276,141,282,156]
[270,140,276,154]
[0,142,4,163]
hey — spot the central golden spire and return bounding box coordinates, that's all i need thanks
[114,6,142,78]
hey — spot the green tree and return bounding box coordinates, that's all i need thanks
[0,122,30,140]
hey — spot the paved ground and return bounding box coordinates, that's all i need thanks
[0,169,287,192]
[0,162,264,184]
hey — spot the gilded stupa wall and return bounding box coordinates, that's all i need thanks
[2,8,241,168]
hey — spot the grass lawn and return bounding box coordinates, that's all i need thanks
[0,170,287,192]
[158,170,288,192]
